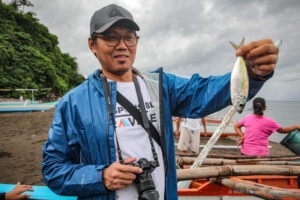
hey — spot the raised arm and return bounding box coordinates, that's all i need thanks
[166,39,279,118]
[277,125,300,134]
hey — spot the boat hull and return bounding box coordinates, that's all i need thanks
[281,130,300,156]
[178,175,300,199]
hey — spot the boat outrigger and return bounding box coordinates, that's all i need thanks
[176,131,300,199]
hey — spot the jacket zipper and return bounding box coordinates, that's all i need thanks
[159,68,168,200]
[106,82,112,165]
[106,82,112,200]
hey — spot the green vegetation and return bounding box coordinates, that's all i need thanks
[0,1,85,100]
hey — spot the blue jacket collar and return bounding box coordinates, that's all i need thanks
[87,69,106,97]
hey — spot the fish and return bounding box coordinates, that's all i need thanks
[229,39,282,113]
[229,38,248,113]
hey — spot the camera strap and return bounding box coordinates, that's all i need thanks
[116,74,159,165]
[129,74,159,165]
[100,74,124,163]
[116,92,162,149]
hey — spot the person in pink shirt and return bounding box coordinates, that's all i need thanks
[234,97,300,156]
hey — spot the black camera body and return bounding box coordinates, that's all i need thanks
[128,158,160,200]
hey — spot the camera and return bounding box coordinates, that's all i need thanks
[128,158,160,200]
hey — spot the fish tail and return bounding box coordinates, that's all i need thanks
[229,38,245,50]
[239,37,245,47]
[229,41,239,50]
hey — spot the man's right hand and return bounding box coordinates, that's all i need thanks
[102,157,143,190]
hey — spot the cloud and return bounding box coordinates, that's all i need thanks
[25,0,300,100]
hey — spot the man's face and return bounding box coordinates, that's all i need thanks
[89,26,137,79]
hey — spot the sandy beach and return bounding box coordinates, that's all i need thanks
[0,110,54,185]
[0,110,295,186]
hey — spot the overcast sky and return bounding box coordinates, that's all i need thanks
[23,0,300,101]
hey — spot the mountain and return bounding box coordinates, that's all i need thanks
[0,2,85,100]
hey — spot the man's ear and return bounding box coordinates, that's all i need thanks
[88,37,95,52]
[88,37,98,57]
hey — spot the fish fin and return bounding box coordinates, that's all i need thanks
[229,41,239,50]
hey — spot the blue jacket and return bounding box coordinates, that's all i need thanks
[42,68,270,200]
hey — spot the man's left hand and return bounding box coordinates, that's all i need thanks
[236,39,280,77]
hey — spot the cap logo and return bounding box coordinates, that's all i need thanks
[109,9,124,17]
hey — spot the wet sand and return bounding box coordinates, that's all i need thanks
[0,110,295,185]
[0,110,54,185]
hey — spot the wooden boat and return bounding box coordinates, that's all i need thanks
[0,101,57,112]
[178,175,300,200]
[174,115,300,199]
[173,117,238,138]
[176,155,300,199]
[281,130,300,156]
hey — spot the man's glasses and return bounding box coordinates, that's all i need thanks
[97,34,139,47]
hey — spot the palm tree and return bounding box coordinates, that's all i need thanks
[9,0,19,10]
[8,0,33,12]
[18,0,33,13]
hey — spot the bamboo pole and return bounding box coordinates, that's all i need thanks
[176,152,198,157]
[176,155,300,162]
[177,165,300,181]
[178,107,236,188]
[176,157,300,166]
[175,144,259,149]
[176,157,236,165]
[220,177,300,200]
[238,157,300,162]
[206,154,299,159]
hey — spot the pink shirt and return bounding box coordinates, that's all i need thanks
[238,114,281,156]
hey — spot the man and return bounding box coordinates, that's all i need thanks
[42,4,280,200]
[176,117,207,154]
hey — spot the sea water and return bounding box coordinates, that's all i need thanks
[210,100,300,143]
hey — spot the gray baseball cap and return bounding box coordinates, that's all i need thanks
[90,4,140,36]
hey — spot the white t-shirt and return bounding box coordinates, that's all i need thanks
[181,118,201,131]
[114,76,165,200]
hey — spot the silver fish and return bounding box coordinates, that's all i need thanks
[229,38,248,113]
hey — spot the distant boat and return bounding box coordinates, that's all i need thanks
[0,100,40,105]
[0,101,58,112]
[173,116,238,138]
